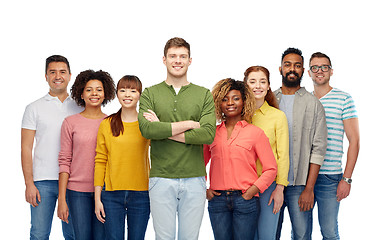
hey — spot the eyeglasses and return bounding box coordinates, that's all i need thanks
[310,65,332,73]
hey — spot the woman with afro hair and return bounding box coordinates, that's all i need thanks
[204,78,277,240]
[57,69,116,240]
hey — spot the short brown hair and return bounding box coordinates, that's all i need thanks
[309,52,332,67]
[164,37,190,57]
[45,55,70,74]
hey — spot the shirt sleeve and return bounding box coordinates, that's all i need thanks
[184,90,216,145]
[254,131,278,193]
[309,101,327,166]
[94,120,109,187]
[58,118,73,174]
[203,144,211,166]
[138,87,173,140]
[275,111,289,186]
[342,94,358,120]
[21,104,37,130]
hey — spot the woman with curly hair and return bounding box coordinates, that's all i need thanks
[244,66,289,240]
[204,78,277,240]
[57,69,116,240]
[94,75,150,240]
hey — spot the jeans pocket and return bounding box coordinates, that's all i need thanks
[197,176,207,191]
[148,177,160,191]
[324,174,342,183]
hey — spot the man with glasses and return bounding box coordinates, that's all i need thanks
[275,48,328,240]
[309,52,360,239]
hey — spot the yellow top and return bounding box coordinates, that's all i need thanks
[94,118,150,191]
[252,101,289,186]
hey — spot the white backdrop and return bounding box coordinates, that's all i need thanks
[1,0,370,239]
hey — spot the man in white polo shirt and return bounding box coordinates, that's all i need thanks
[21,55,81,239]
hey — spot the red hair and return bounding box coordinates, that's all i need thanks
[243,66,278,109]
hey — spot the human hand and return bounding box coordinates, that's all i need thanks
[206,189,221,201]
[57,199,69,223]
[336,180,351,202]
[25,183,41,207]
[95,200,106,223]
[143,109,160,122]
[268,185,284,214]
[298,187,314,212]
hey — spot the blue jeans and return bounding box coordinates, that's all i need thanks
[314,174,342,240]
[208,191,260,240]
[255,182,280,240]
[30,180,74,240]
[66,189,105,240]
[149,177,206,240]
[101,190,150,240]
[276,186,313,240]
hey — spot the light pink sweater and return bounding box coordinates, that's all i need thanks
[58,113,105,192]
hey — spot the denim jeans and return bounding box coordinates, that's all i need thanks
[276,185,313,240]
[101,190,150,240]
[30,180,74,240]
[66,189,105,240]
[208,191,260,240]
[255,182,280,240]
[314,174,342,240]
[149,177,206,240]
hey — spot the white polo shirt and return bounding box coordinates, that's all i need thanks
[22,93,82,181]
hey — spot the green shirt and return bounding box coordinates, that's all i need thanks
[138,81,216,178]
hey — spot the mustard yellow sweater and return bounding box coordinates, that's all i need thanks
[94,118,150,191]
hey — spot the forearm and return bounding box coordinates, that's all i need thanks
[94,186,103,202]
[305,163,321,191]
[21,129,35,186]
[21,150,34,186]
[343,141,359,178]
[171,121,199,136]
[168,133,185,143]
[58,172,69,201]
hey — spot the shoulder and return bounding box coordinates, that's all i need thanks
[329,88,354,101]
[64,113,80,121]
[25,94,48,109]
[99,117,111,128]
[243,122,266,135]
[62,114,81,128]
[144,81,167,91]
[189,83,210,92]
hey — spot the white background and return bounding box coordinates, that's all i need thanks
[1,0,371,239]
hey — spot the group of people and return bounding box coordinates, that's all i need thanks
[21,37,359,240]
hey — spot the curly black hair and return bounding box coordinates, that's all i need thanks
[212,78,255,123]
[71,70,116,107]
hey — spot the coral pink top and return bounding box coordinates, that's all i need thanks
[204,120,277,195]
[58,113,105,192]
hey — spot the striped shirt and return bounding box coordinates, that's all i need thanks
[318,88,357,174]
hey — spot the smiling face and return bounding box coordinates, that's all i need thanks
[163,47,192,79]
[221,89,244,121]
[117,87,140,109]
[308,57,333,86]
[81,79,105,108]
[246,71,269,102]
[45,62,71,95]
[280,53,304,88]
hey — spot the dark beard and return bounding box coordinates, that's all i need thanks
[282,70,303,88]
